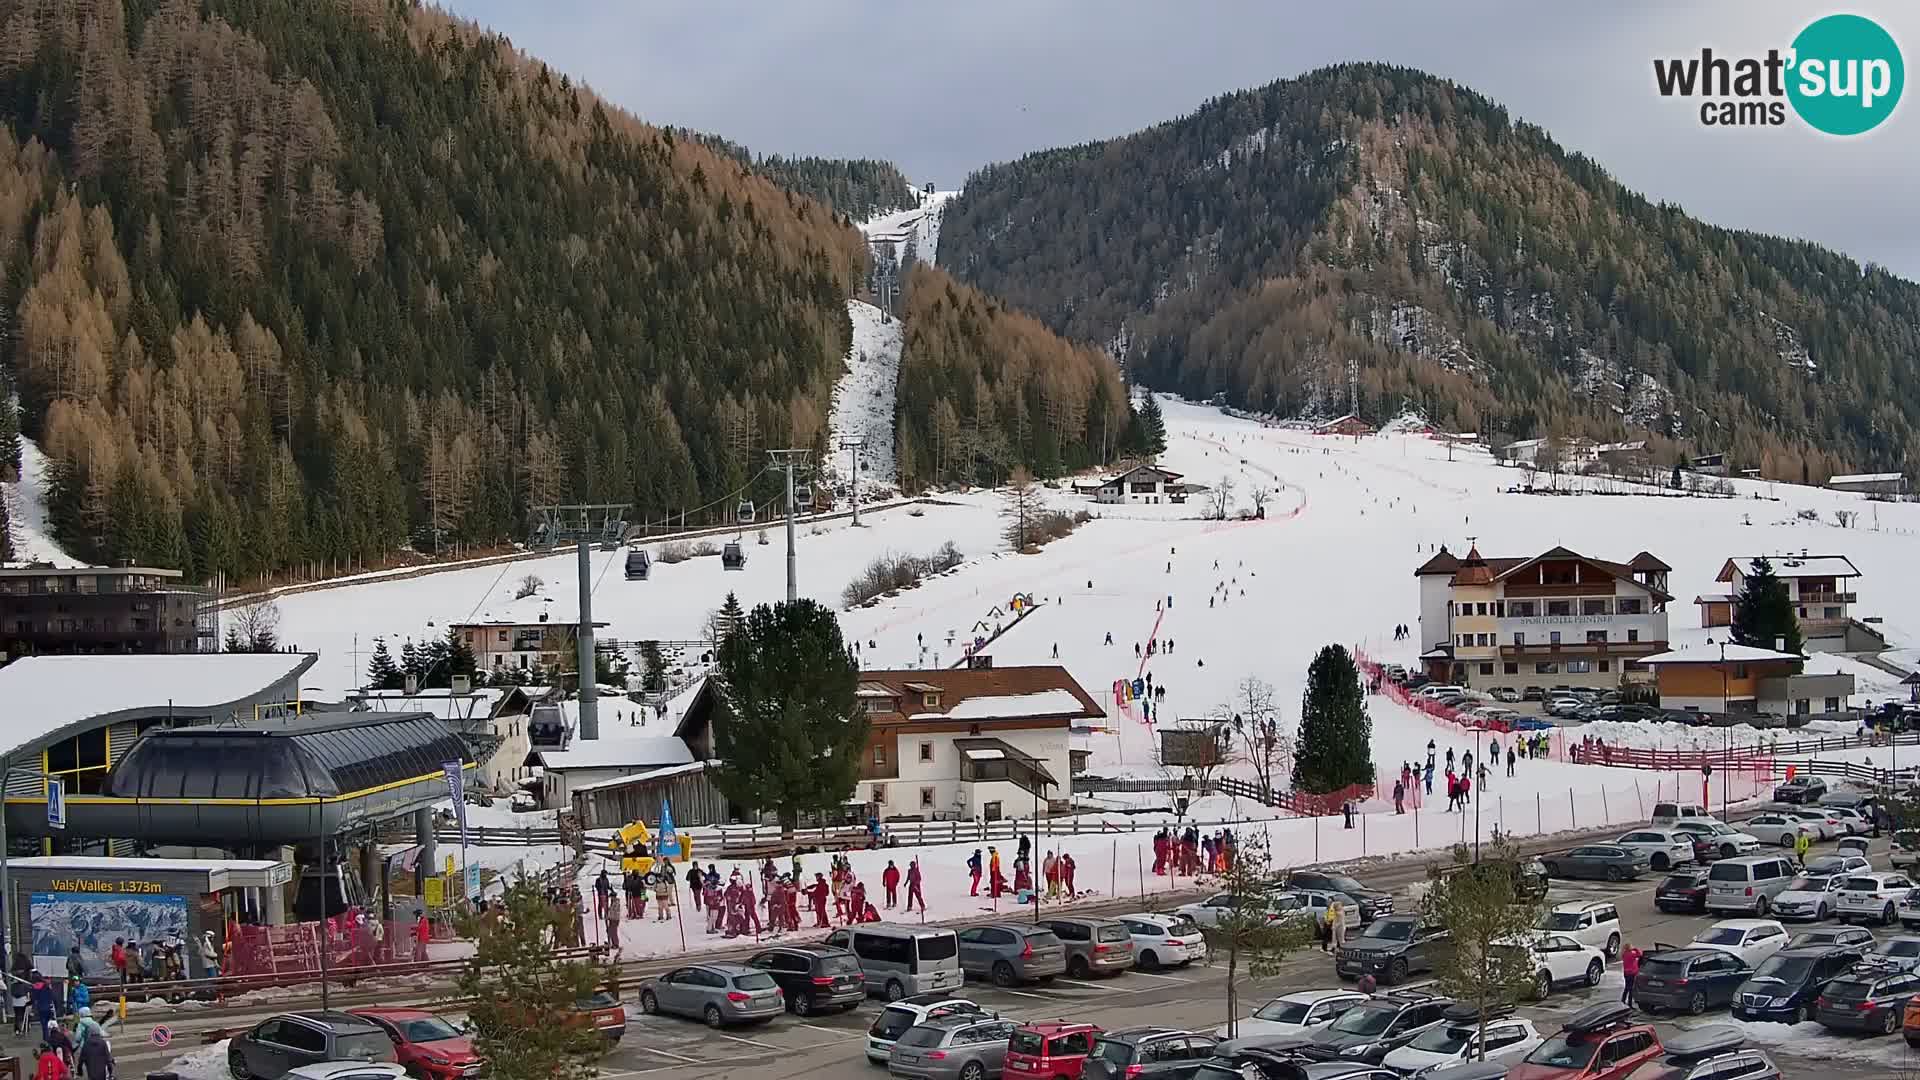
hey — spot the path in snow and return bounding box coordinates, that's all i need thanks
[2,438,82,566]
[826,299,903,494]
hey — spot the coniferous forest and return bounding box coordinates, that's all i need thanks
[941,64,1920,482]
[0,0,867,580]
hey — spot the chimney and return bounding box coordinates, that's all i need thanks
[1775,636,1786,653]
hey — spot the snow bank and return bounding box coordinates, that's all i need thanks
[167,1038,230,1080]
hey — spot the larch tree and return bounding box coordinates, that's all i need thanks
[1000,465,1046,551]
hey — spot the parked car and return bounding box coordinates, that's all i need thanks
[283,1067,404,1080]
[1740,813,1821,848]
[865,996,985,1064]
[1523,686,1548,701]
[1176,891,1312,929]
[743,943,866,1015]
[1084,1027,1219,1080]
[1782,808,1848,839]
[1732,944,1869,1024]
[1300,989,1455,1065]
[1818,790,1877,813]
[1815,967,1920,1034]
[569,991,627,1044]
[1786,925,1876,950]
[1497,933,1607,998]
[1284,869,1395,922]
[1836,872,1918,925]
[1773,776,1828,804]
[1862,935,1920,972]
[230,1012,399,1080]
[1630,1027,1782,1080]
[1441,857,1550,903]
[825,924,964,1001]
[1890,830,1920,871]
[1670,820,1762,861]
[1689,919,1789,967]
[1611,829,1696,872]
[1380,1006,1541,1076]
[1335,915,1452,984]
[1043,917,1137,978]
[1213,989,1368,1040]
[1650,803,1711,829]
[1506,1002,1662,1080]
[1804,853,1872,877]
[1655,869,1711,914]
[1537,903,1622,958]
[1118,913,1209,970]
[1491,687,1522,703]
[1822,806,1875,836]
[1632,947,1751,1016]
[888,1014,1022,1080]
[957,923,1068,986]
[347,1009,481,1080]
[1005,1021,1101,1079]
[1546,698,1586,718]
[1769,873,1848,921]
[638,962,783,1028]
[1539,845,1648,883]
[1704,854,1797,915]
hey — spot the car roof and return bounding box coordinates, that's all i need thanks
[1276,989,1369,1004]
[763,943,847,957]
[1019,1020,1099,1035]
[279,1011,385,1032]
[1552,901,1616,914]
[347,1008,436,1021]
[1775,944,1853,957]
[1711,919,1779,930]
[1649,948,1725,962]
[692,962,760,975]
[921,1013,1002,1032]
[1099,1026,1190,1042]
[1122,912,1184,926]
[888,997,981,1015]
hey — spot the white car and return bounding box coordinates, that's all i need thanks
[1690,919,1789,966]
[1176,891,1311,929]
[286,1067,408,1080]
[1671,819,1763,859]
[1836,872,1918,925]
[1823,806,1875,836]
[1118,912,1209,969]
[1743,813,1822,848]
[1770,873,1850,921]
[863,997,984,1062]
[1782,808,1846,839]
[1502,932,1608,996]
[1613,828,1697,871]
[1381,1014,1543,1076]
[1546,698,1585,718]
[1214,988,1369,1039]
[1536,901,1622,958]
[1805,853,1873,877]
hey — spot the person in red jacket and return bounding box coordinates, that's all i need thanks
[1620,942,1643,1006]
[414,910,431,961]
[35,1042,67,1080]
[881,861,901,909]
[804,873,830,928]
[1061,853,1077,897]
[846,879,867,926]
[905,858,926,913]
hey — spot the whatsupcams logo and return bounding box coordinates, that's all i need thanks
[1653,13,1903,134]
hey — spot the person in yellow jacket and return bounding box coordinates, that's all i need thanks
[1793,829,1812,867]
[988,847,1006,897]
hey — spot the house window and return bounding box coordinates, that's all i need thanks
[1825,697,1841,712]
[1586,630,1608,643]
[923,693,941,708]
[497,629,509,642]
[1513,632,1525,646]
[1617,597,1643,615]
[1536,662,1559,674]
[1824,607,1841,619]
[1476,603,1489,616]
[1566,660,1592,674]
[919,742,934,763]
[1476,633,1491,647]
[1495,602,1506,617]
[1504,663,1519,675]
[1627,629,1639,643]
[1479,663,1494,675]
[1458,634,1470,647]
[1733,664,1749,679]
[1510,601,1537,617]
[872,784,886,805]
[1582,599,1609,616]
[865,698,893,714]
[1547,600,1572,616]
[464,631,474,644]
[1549,631,1562,644]
[920,786,936,808]
[873,744,887,766]
[1598,660,1611,673]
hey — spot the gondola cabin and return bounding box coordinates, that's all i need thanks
[624,548,651,581]
[722,541,746,571]
[737,499,756,523]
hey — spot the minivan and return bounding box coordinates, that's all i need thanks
[823,923,962,1001]
[1651,803,1711,829]
[1707,855,1798,916]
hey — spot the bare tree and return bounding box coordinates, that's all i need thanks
[514,573,544,599]
[1001,465,1046,551]
[1227,676,1293,802]
[224,598,282,653]
[1248,485,1270,518]
[1207,474,1236,520]
[1156,720,1238,797]
[1535,438,1563,491]
[1833,509,1857,528]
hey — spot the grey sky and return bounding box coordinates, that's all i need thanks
[446,1,1919,278]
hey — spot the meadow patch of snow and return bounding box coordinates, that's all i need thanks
[2,438,83,567]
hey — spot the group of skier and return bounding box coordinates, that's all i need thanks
[966,836,1079,901]
[1151,826,1236,876]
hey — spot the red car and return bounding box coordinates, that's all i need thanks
[350,1008,485,1080]
[1004,1021,1100,1078]
[1507,1003,1661,1080]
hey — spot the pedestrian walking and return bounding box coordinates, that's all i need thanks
[1620,943,1642,1005]
[905,858,926,913]
[882,861,901,909]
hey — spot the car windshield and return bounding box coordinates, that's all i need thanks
[1097,923,1131,943]
[732,973,777,990]
[1524,1036,1598,1069]
[1694,928,1745,945]
[1360,921,1414,942]
[871,1007,920,1040]
[1879,940,1920,958]
[1708,864,1751,882]
[1540,912,1584,931]
[1092,1039,1136,1067]
[1786,876,1830,892]
[1824,979,1872,1001]
[400,1018,462,1042]
[1328,1005,1395,1036]
[1843,877,1882,891]
[1660,874,1703,889]
[334,1033,396,1063]
[1251,1000,1311,1024]
[1639,957,1689,977]
[1409,1026,1473,1054]
[897,1027,948,1049]
[820,955,861,975]
[1010,1030,1046,1055]
[1321,875,1366,894]
[917,934,958,961]
[1749,955,1815,983]
[1167,916,1202,936]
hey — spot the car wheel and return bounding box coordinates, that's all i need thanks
[1652,854,1670,871]
[885,980,906,1002]
[228,1046,251,1080]
[1068,955,1091,979]
[1606,933,1621,959]
[1587,959,1604,987]
[1779,835,1796,848]
[1542,861,1558,878]
[1534,970,1552,1000]
[1886,1007,1903,1035]
[993,960,1018,987]
[795,990,816,1017]
[1606,866,1626,882]
[704,1004,724,1029]
[1817,903,1829,920]
[640,990,659,1015]
[1886,903,1898,926]
[1140,950,1160,972]
[1755,896,1770,917]
[1389,957,1410,984]
[1722,843,1739,859]
[1790,1003,1808,1024]
[1689,991,1707,1016]
[959,1064,986,1080]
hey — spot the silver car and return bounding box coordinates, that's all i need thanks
[957,924,1068,986]
[638,962,784,1028]
[1042,917,1136,978]
[889,1015,1021,1080]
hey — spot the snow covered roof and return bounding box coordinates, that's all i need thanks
[1639,645,1804,665]
[1716,555,1860,581]
[350,687,510,721]
[858,666,1103,722]
[1693,594,1735,604]
[569,760,708,793]
[0,652,316,757]
[943,690,1088,720]
[536,736,695,771]
[1829,472,1905,484]
[1100,464,1184,485]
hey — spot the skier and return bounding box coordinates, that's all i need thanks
[882,860,901,908]
[905,857,926,913]
[1104,632,1113,645]
[1052,643,1059,658]
[686,861,704,911]
[805,873,831,928]
[1506,747,1517,777]
[1061,853,1077,896]
[967,848,984,895]
[1392,778,1405,814]
[593,868,613,919]
[989,847,1007,898]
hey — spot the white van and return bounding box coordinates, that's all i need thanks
[823,923,962,1001]
[1650,803,1711,829]
[1417,685,1466,700]
[1706,854,1799,915]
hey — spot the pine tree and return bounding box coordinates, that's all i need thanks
[1730,556,1803,658]
[1198,833,1319,1037]
[709,599,867,833]
[637,641,666,693]
[445,627,478,682]
[400,640,426,688]
[1000,465,1045,551]
[717,592,745,643]
[0,492,10,561]
[366,639,402,690]
[1294,644,1375,792]
[1136,394,1168,458]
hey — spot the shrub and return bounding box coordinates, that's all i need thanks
[841,541,966,608]
[657,540,694,564]
[1029,509,1091,547]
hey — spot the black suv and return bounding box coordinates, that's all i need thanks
[1732,944,1866,1024]
[1301,990,1453,1064]
[1443,857,1549,902]
[1085,1028,1219,1080]
[1655,868,1711,914]
[744,943,865,1016]
[229,1011,397,1080]
[1335,915,1450,985]
[1285,870,1393,923]
[1773,776,1828,804]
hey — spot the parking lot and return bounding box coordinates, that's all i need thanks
[585,823,1920,1078]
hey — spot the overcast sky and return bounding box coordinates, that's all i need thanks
[445,1,1919,279]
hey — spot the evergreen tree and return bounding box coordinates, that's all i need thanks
[366,639,402,690]
[445,627,478,682]
[1294,644,1374,792]
[709,599,867,833]
[1198,833,1319,1037]
[223,626,246,653]
[638,641,666,693]
[454,876,609,1080]
[0,492,10,561]
[1136,394,1168,458]
[422,634,454,689]
[1730,557,1804,658]
[717,592,746,643]
[400,640,426,688]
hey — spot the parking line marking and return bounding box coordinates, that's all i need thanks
[714,1033,784,1050]
[796,1022,846,1034]
[1126,971,1191,982]
[636,1046,703,1063]
[993,989,1058,1000]
[1053,978,1114,989]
